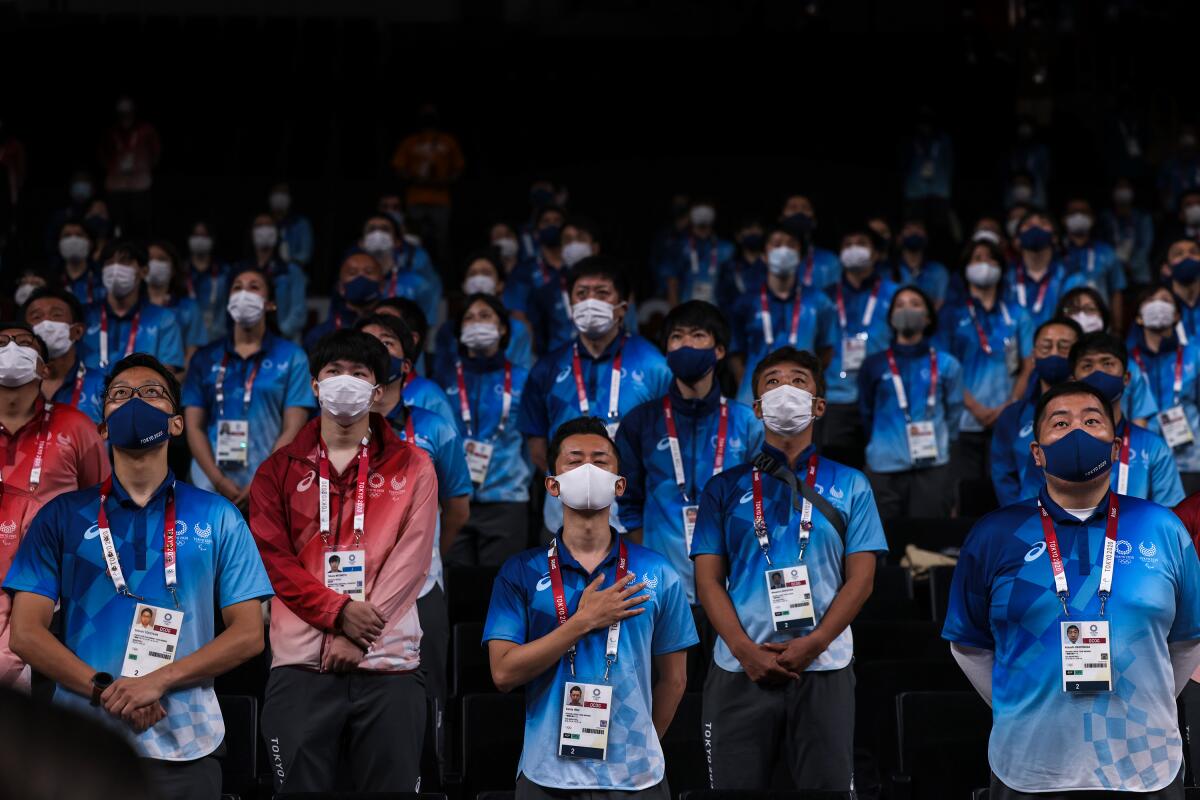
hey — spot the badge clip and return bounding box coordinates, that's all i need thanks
[1098,590,1109,618]
[603,658,614,682]
[1058,591,1070,618]
[168,586,182,611]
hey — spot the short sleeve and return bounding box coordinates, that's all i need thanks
[518,357,551,438]
[845,471,888,555]
[435,423,472,500]
[482,557,529,645]
[1127,362,1159,420]
[2,502,64,601]
[214,502,275,608]
[1168,513,1200,643]
[688,475,729,559]
[940,524,995,649]
[650,566,699,655]
[284,349,317,409]
[181,348,210,409]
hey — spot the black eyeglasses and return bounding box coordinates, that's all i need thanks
[105,383,170,403]
[0,334,36,348]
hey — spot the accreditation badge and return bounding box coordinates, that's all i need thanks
[841,334,868,372]
[558,680,612,760]
[121,603,185,678]
[464,438,494,485]
[215,419,250,466]
[1004,337,1019,375]
[324,549,367,601]
[906,420,939,462]
[681,505,699,554]
[765,565,815,631]
[1061,619,1113,693]
[1158,405,1195,449]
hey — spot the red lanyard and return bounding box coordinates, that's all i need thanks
[760,285,802,347]
[1131,345,1184,399]
[688,236,718,277]
[1116,419,1131,494]
[404,370,417,389]
[215,352,262,417]
[0,403,54,496]
[662,396,728,502]
[1015,263,1051,313]
[70,363,85,409]
[317,435,371,543]
[1038,492,1119,617]
[886,347,939,421]
[802,251,814,286]
[454,360,513,439]
[751,453,819,565]
[835,279,881,330]
[965,298,1015,356]
[98,306,140,368]
[571,340,624,420]
[96,476,179,608]
[548,535,628,678]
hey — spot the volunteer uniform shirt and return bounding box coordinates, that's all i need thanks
[729,282,837,404]
[800,247,842,292]
[181,333,316,492]
[1018,419,1184,507]
[302,306,358,351]
[3,474,273,760]
[48,352,105,424]
[405,373,458,425]
[717,257,765,310]
[64,267,105,307]
[186,261,230,341]
[439,354,533,504]
[258,258,308,340]
[895,259,951,307]
[1064,241,1127,303]
[942,488,1200,793]
[483,534,698,791]
[939,297,1033,434]
[161,295,206,351]
[858,341,964,473]
[527,277,578,354]
[432,319,534,382]
[81,298,186,372]
[519,334,672,531]
[504,257,565,315]
[668,236,735,304]
[614,384,763,603]
[690,443,888,673]
[1132,334,1200,474]
[822,274,899,405]
[1002,260,1085,328]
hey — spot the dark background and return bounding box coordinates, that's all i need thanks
[1,0,1197,293]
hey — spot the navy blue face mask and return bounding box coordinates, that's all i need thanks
[538,225,562,248]
[666,346,717,384]
[1019,227,1053,251]
[1038,427,1114,483]
[740,233,765,252]
[387,356,407,385]
[1172,257,1200,285]
[1081,369,1126,403]
[106,398,174,450]
[343,275,381,305]
[1036,355,1072,385]
[901,233,927,251]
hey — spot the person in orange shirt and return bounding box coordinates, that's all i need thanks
[0,322,110,688]
[390,104,465,262]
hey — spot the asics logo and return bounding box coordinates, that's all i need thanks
[1024,542,1047,562]
[555,367,572,384]
[296,470,316,492]
[84,524,102,540]
[656,437,672,451]
[1019,422,1034,439]
[536,573,552,592]
[739,490,754,505]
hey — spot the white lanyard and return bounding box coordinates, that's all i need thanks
[548,536,627,680]
[1039,492,1119,617]
[662,396,728,503]
[318,436,371,543]
[751,456,818,566]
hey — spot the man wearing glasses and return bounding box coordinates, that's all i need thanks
[0,322,109,689]
[3,353,273,800]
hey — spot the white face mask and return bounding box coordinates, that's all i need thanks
[463,274,497,296]
[494,237,519,260]
[561,241,594,267]
[572,298,617,338]
[972,229,1002,245]
[965,261,1002,287]
[1011,184,1033,203]
[268,192,291,213]
[1140,299,1177,331]
[14,284,36,307]
[188,235,213,256]
[767,246,800,277]
[758,385,814,436]
[147,259,172,288]
[840,244,873,271]
[1186,206,1200,227]
[317,375,377,422]
[0,342,40,388]
[1064,212,1092,235]
[59,235,90,261]
[1070,311,1105,334]
[689,205,716,227]
[102,263,141,298]
[252,225,278,249]
[227,290,266,326]
[554,462,620,511]
[33,320,73,359]
[460,322,501,351]
[363,230,394,255]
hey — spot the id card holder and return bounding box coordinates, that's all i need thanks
[1004,337,1019,375]
[216,419,250,467]
[558,680,612,760]
[121,603,185,678]
[464,438,494,485]
[765,565,815,631]
[906,420,939,462]
[691,281,715,304]
[324,549,367,601]
[1158,405,1195,449]
[841,335,868,372]
[681,505,699,554]
[1061,620,1112,693]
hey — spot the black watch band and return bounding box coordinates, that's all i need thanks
[90,671,113,706]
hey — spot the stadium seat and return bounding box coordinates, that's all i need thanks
[663,692,706,797]
[215,694,258,800]
[446,566,501,624]
[452,621,496,696]
[459,693,524,798]
[852,620,949,662]
[680,790,852,800]
[891,691,991,800]
[926,564,956,622]
[858,565,923,621]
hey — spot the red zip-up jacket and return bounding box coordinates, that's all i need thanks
[249,414,437,672]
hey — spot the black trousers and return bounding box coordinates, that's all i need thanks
[449,500,531,567]
[988,767,1183,799]
[701,664,855,791]
[417,584,449,772]
[516,773,671,800]
[141,756,221,800]
[260,666,426,793]
[687,604,717,690]
[867,464,956,519]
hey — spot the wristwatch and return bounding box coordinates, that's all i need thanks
[90,672,113,706]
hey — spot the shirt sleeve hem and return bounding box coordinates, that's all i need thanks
[941,630,994,650]
[651,635,701,656]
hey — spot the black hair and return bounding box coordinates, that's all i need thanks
[1033,380,1115,440]
[660,301,730,351]
[461,249,503,283]
[886,285,939,339]
[1055,286,1111,333]
[100,239,148,267]
[962,238,1006,270]
[1034,316,1084,344]
[767,223,809,256]
[565,255,630,301]
[58,218,92,241]
[356,313,417,364]
[535,204,566,227]
[103,353,183,413]
[376,297,429,353]
[0,321,48,361]
[1016,207,1056,237]
[1068,332,1128,372]
[456,293,512,353]
[751,346,826,400]
[547,416,619,474]
[308,329,390,386]
[563,216,602,243]
[22,286,84,324]
[1135,283,1181,315]
[364,213,399,236]
[147,239,189,300]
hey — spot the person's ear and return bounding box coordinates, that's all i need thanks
[98,418,109,442]
[545,475,561,497]
[69,322,84,343]
[1030,441,1045,469]
[614,476,626,498]
[265,300,278,313]
[812,396,827,420]
[1122,371,1131,388]
[372,383,385,405]
[714,344,727,362]
[1110,436,1120,464]
[168,413,185,438]
[753,398,763,420]
[311,378,320,399]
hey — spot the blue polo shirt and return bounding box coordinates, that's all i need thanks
[822,273,899,404]
[49,352,105,424]
[161,295,206,351]
[938,298,1034,433]
[858,340,964,473]
[1064,240,1127,303]
[614,384,763,604]
[64,266,105,306]
[690,443,888,673]
[504,257,565,314]
[730,282,837,405]
[801,247,842,292]
[527,278,577,355]
[666,237,735,304]
[186,261,229,341]
[432,318,534,383]
[483,532,698,791]
[440,354,533,504]
[405,373,457,425]
[3,472,274,760]
[895,259,951,306]
[717,257,766,310]
[942,487,1200,793]
[257,259,308,340]
[181,333,316,491]
[81,298,186,372]
[1002,260,1086,328]
[1132,335,1200,474]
